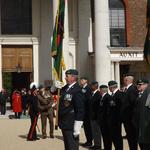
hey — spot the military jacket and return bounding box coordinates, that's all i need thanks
[58,83,85,130]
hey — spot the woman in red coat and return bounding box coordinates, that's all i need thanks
[12,90,22,119]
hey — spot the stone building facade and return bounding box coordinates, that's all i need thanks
[0,0,149,90]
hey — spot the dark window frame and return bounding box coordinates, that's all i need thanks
[109,0,126,47]
[1,0,32,35]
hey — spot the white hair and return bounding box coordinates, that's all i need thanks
[125,76,134,82]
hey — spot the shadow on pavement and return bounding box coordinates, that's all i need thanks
[19,135,27,139]
[55,135,63,141]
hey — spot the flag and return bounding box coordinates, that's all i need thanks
[51,0,66,81]
[144,0,150,64]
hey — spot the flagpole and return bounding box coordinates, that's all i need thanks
[51,0,66,129]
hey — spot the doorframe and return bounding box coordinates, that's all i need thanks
[0,37,39,90]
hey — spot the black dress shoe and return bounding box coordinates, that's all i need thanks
[27,139,35,141]
[34,137,40,140]
[42,136,47,139]
[90,145,101,150]
[81,142,92,147]
[50,135,54,138]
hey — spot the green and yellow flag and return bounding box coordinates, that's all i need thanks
[51,0,66,81]
[144,0,150,64]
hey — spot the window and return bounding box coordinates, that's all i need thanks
[1,0,32,34]
[111,34,120,46]
[109,0,126,47]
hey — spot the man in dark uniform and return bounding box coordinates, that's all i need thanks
[89,81,102,150]
[134,79,150,150]
[121,75,138,150]
[27,85,40,141]
[58,69,85,150]
[108,80,124,150]
[99,85,112,150]
[80,77,93,147]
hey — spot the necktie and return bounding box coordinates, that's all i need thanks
[124,88,127,92]
[112,92,114,96]
[138,92,142,98]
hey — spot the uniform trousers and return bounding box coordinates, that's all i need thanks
[139,143,150,150]
[1,103,6,115]
[41,111,54,137]
[100,121,112,150]
[109,123,123,150]
[62,130,79,150]
[123,120,138,150]
[91,120,102,148]
[27,114,38,140]
[83,115,93,143]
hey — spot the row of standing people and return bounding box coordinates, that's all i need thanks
[0,88,28,117]
[80,75,150,150]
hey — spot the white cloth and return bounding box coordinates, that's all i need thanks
[73,120,83,136]
[145,94,150,108]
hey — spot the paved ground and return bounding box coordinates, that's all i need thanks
[0,103,134,150]
[0,118,87,150]
[0,113,133,150]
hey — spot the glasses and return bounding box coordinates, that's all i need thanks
[137,84,144,86]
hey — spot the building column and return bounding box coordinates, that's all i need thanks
[53,0,59,22]
[63,0,69,69]
[33,43,39,85]
[115,62,120,88]
[94,0,111,84]
[111,61,115,80]
[0,44,2,90]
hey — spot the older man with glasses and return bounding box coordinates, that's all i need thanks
[134,79,150,150]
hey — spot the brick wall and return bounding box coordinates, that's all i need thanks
[124,0,147,47]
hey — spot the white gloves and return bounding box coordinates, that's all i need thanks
[55,81,64,89]
[73,120,83,136]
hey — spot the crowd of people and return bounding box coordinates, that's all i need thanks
[0,69,150,150]
[57,69,150,150]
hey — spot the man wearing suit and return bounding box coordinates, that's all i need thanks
[134,79,150,150]
[89,81,102,150]
[80,77,93,147]
[99,85,112,150]
[121,75,138,150]
[58,69,85,150]
[108,80,124,150]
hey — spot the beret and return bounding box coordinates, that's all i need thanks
[99,85,108,89]
[65,69,78,75]
[108,80,118,87]
[136,79,149,85]
[80,76,88,80]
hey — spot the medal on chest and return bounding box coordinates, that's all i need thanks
[64,94,72,107]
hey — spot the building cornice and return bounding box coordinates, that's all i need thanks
[0,36,39,45]
[109,46,144,61]
[108,46,143,52]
